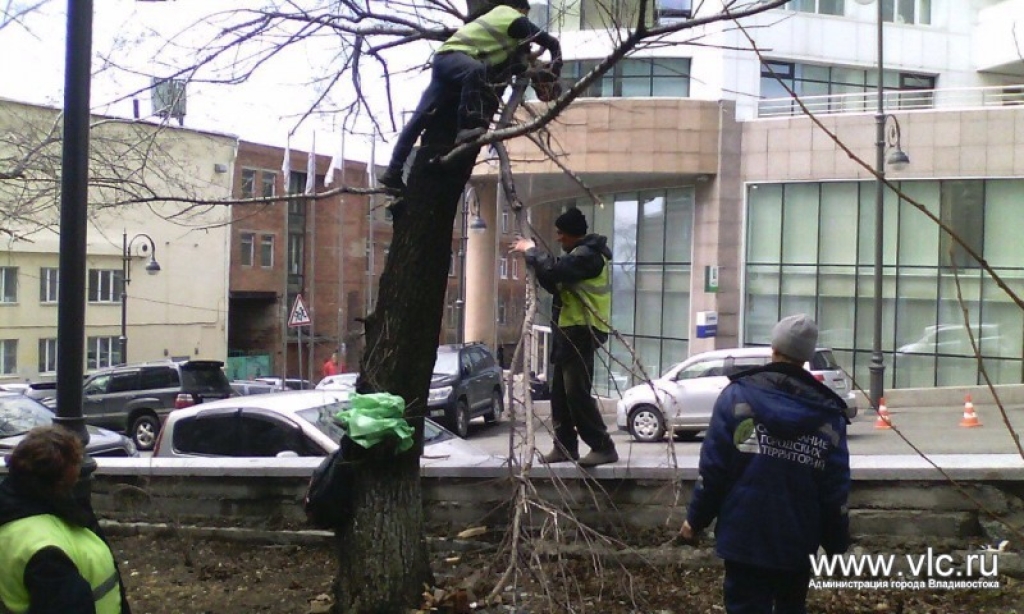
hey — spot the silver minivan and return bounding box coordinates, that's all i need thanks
[615,347,858,443]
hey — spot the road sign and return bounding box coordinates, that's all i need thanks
[288,294,311,328]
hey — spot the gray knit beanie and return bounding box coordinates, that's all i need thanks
[771,314,818,364]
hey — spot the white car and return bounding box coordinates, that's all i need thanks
[316,372,358,391]
[153,389,486,460]
[616,347,858,443]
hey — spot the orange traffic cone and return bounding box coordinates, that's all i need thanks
[874,397,892,429]
[959,394,981,428]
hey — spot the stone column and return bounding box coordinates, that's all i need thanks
[465,182,498,347]
[689,100,743,354]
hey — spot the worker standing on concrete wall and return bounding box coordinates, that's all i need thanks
[510,207,618,468]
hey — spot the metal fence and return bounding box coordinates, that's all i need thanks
[757,84,1024,118]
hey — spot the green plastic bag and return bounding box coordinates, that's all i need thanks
[333,392,413,453]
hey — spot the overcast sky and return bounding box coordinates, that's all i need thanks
[0,0,438,165]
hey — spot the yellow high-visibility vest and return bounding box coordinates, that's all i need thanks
[437,5,523,66]
[0,514,121,614]
[558,253,611,332]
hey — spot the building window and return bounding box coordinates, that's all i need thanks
[759,60,936,114]
[287,171,307,286]
[501,208,510,234]
[497,300,507,325]
[499,257,509,280]
[86,336,120,370]
[39,267,59,303]
[0,267,17,303]
[240,232,255,267]
[0,339,15,374]
[883,0,929,25]
[261,171,276,198]
[288,172,306,202]
[940,181,983,270]
[558,58,690,99]
[447,300,459,328]
[241,168,257,198]
[38,338,57,374]
[784,0,844,15]
[260,234,274,268]
[289,233,304,277]
[449,254,456,277]
[87,269,123,303]
[656,0,692,21]
[744,178,1024,391]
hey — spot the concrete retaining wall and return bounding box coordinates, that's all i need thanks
[75,457,1024,545]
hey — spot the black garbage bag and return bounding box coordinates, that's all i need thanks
[304,436,361,529]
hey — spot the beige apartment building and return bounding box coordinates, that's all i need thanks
[0,98,236,384]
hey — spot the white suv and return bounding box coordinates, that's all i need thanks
[615,347,858,443]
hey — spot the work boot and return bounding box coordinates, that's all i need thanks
[578,447,619,468]
[540,447,578,464]
[377,168,406,193]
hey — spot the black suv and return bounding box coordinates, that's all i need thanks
[427,343,504,438]
[44,360,233,450]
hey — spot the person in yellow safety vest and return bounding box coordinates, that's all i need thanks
[378,0,561,194]
[510,207,619,468]
[0,426,131,614]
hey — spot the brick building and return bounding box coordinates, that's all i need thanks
[227,140,388,382]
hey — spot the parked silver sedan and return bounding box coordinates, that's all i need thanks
[616,347,858,443]
[152,390,487,461]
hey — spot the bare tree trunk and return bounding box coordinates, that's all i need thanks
[333,107,478,611]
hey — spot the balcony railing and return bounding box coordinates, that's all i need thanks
[757,84,1024,118]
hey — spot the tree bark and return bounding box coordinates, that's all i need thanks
[333,106,479,612]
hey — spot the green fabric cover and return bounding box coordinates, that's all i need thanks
[334,392,413,452]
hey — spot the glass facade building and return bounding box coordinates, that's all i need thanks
[746,179,1024,392]
[556,188,696,395]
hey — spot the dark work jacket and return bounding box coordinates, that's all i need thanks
[0,476,132,614]
[686,362,851,571]
[524,233,612,365]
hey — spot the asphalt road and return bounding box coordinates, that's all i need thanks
[461,401,1024,460]
[136,400,1024,461]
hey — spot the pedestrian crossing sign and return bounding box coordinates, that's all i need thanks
[288,294,311,328]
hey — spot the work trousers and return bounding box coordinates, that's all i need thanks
[723,560,811,614]
[387,51,499,174]
[549,335,615,455]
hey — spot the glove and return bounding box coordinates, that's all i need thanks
[532,63,562,102]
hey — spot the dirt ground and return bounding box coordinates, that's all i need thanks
[110,531,1024,614]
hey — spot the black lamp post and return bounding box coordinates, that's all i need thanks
[119,231,162,365]
[54,0,93,446]
[856,0,910,410]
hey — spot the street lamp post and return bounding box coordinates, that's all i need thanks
[120,231,162,365]
[857,0,910,410]
[55,0,94,447]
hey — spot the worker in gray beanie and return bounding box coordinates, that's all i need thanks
[681,313,850,613]
[509,208,618,467]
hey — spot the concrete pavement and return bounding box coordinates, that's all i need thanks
[465,399,1024,460]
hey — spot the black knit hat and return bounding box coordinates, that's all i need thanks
[555,208,588,237]
[503,0,531,11]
